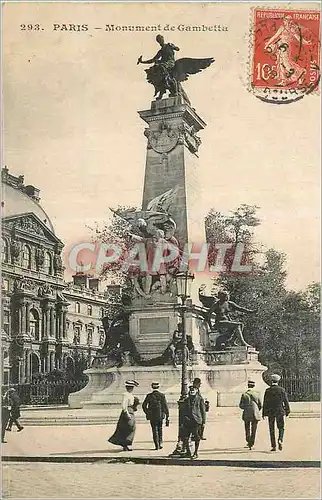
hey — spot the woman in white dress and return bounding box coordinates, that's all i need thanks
[108,380,140,451]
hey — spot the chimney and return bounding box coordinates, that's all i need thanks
[105,283,122,296]
[88,277,102,292]
[72,272,89,288]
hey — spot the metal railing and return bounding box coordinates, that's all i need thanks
[3,379,88,406]
[280,373,320,402]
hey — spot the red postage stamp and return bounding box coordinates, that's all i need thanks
[250,8,320,103]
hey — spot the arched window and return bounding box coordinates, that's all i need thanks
[44,252,52,275]
[22,245,32,269]
[75,302,81,313]
[29,309,40,341]
[30,352,40,375]
[73,326,81,344]
[1,238,9,263]
[87,305,92,316]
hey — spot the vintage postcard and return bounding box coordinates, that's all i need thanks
[1,2,320,499]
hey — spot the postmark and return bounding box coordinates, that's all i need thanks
[250,8,320,104]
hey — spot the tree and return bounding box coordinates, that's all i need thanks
[92,206,137,285]
[205,204,260,245]
[205,205,320,375]
[205,204,262,275]
[91,206,137,317]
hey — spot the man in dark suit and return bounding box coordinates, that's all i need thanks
[239,380,262,450]
[142,382,169,450]
[262,374,290,451]
[2,391,10,443]
[6,389,24,432]
[192,377,209,440]
[181,385,206,459]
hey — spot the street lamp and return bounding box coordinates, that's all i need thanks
[170,271,195,457]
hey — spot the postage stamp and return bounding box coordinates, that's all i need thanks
[250,8,320,104]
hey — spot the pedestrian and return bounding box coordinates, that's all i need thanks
[108,380,140,451]
[142,382,169,450]
[239,379,262,450]
[2,391,10,443]
[262,373,290,451]
[6,388,24,433]
[192,377,209,440]
[181,385,206,460]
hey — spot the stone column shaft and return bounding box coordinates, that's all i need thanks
[62,311,67,338]
[50,307,55,337]
[26,303,30,334]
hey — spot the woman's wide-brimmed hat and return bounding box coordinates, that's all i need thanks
[125,380,139,388]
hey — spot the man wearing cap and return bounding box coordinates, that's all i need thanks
[142,382,169,450]
[239,380,262,450]
[262,374,290,451]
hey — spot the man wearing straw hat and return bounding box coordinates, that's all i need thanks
[262,374,290,451]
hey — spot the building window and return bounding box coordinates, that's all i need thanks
[22,245,32,269]
[87,305,92,316]
[2,310,10,336]
[87,328,93,345]
[29,309,40,341]
[1,238,9,263]
[75,302,81,313]
[99,329,105,347]
[100,307,105,318]
[73,326,81,345]
[2,279,9,291]
[44,252,52,275]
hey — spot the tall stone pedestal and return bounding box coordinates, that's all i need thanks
[139,96,206,248]
[128,296,178,360]
[69,96,268,413]
[68,348,267,411]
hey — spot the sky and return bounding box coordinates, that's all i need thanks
[3,1,320,291]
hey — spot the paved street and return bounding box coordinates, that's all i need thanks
[3,462,320,499]
[2,416,320,462]
[2,416,320,498]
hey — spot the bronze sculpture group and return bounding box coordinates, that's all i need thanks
[92,37,257,370]
[137,34,214,103]
[198,285,256,349]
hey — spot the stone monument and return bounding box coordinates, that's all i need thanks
[69,37,266,412]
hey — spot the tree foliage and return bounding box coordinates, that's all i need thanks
[206,205,320,375]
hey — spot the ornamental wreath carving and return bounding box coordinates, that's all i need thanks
[144,121,179,153]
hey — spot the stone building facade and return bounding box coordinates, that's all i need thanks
[1,168,107,384]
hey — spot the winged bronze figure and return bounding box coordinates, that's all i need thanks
[137,35,215,103]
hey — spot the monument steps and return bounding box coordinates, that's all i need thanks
[19,401,320,426]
